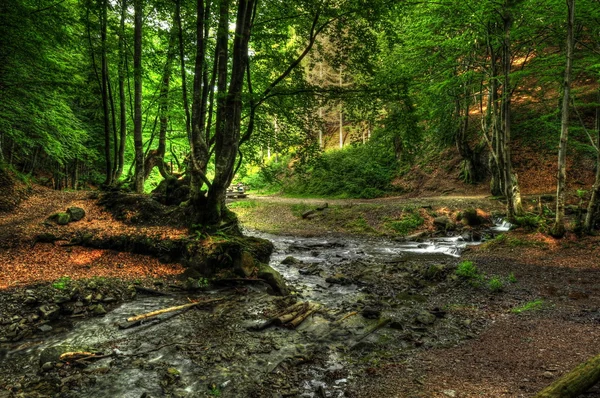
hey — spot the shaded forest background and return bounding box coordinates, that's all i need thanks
[1,0,600,228]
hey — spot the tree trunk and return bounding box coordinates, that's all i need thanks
[535,352,600,398]
[501,7,523,219]
[133,0,144,193]
[552,0,575,237]
[584,89,600,233]
[100,0,112,187]
[115,0,127,181]
[200,0,255,226]
[144,14,177,180]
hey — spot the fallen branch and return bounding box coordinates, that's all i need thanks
[59,351,96,362]
[534,353,600,398]
[250,301,320,331]
[125,297,224,323]
[355,318,391,343]
[334,311,358,324]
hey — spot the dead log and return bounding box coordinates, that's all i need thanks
[59,352,96,362]
[125,297,224,323]
[250,302,319,330]
[354,318,391,343]
[288,304,320,328]
[534,353,600,398]
[301,203,329,219]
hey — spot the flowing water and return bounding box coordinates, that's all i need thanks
[8,221,509,397]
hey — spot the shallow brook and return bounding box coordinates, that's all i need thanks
[3,225,507,397]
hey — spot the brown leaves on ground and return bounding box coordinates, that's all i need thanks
[0,187,185,290]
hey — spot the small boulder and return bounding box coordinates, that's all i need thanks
[257,264,289,296]
[56,213,71,225]
[433,216,451,230]
[361,307,381,319]
[66,207,86,222]
[415,310,436,325]
[38,304,60,320]
[281,256,302,266]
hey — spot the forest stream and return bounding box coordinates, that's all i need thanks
[2,223,510,398]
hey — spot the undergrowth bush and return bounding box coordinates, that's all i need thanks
[285,144,399,198]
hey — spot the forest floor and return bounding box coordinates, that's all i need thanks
[0,187,599,397]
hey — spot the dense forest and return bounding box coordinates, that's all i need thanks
[2,0,600,233]
[2,1,600,397]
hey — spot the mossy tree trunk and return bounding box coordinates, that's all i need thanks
[535,352,600,398]
[552,0,575,238]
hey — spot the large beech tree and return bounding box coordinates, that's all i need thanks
[184,0,385,226]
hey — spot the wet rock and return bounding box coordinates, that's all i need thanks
[39,345,77,366]
[53,294,70,304]
[298,264,323,276]
[24,296,38,305]
[415,310,436,325]
[325,275,353,286]
[66,207,86,222]
[38,324,53,333]
[258,264,290,296]
[41,362,54,372]
[281,256,302,266]
[361,307,381,319]
[91,304,107,315]
[38,304,60,320]
[433,216,452,230]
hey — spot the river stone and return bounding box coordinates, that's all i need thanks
[91,304,107,315]
[38,304,60,320]
[66,207,85,221]
[461,208,482,226]
[433,216,451,230]
[257,264,289,296]
[281,256,302,266]
[361,307,381,319]
[41,362,54,372]
[56,212,71,225]
[415,310,436,325]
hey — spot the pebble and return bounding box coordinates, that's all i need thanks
[41,362,54,372]
[442,390,457,397]
[543,371,554,379]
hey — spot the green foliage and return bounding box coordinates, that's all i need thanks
[511,299,544,314]
[512,214,545,230]
[284,143,399,199]
[508,272,517,283]
[487,277,504,292]
[52,276,72,290]
[387,212,424,235]
[455,261,480,280]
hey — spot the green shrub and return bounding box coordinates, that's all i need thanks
[455,261,479,279]
[508,272,517,283]
[52,276,72,290]
[387,212,424,235]
[488,277,504,292]
[511,299,544,314]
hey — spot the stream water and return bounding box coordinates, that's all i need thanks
[8,221,510,397]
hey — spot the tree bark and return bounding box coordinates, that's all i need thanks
[552,0,575,237]
[501,6,523,219]
[115,0,127,181]
[144,13,177,180]
[133,0,144,193]
[584,89,600,233]
[100,0,112,186]
[534,352,600,398]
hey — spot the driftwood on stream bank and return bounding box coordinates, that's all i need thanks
[302,203,328,219]
[119,297,225,328]
[534,353,600,398]
[250,302,321,330]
